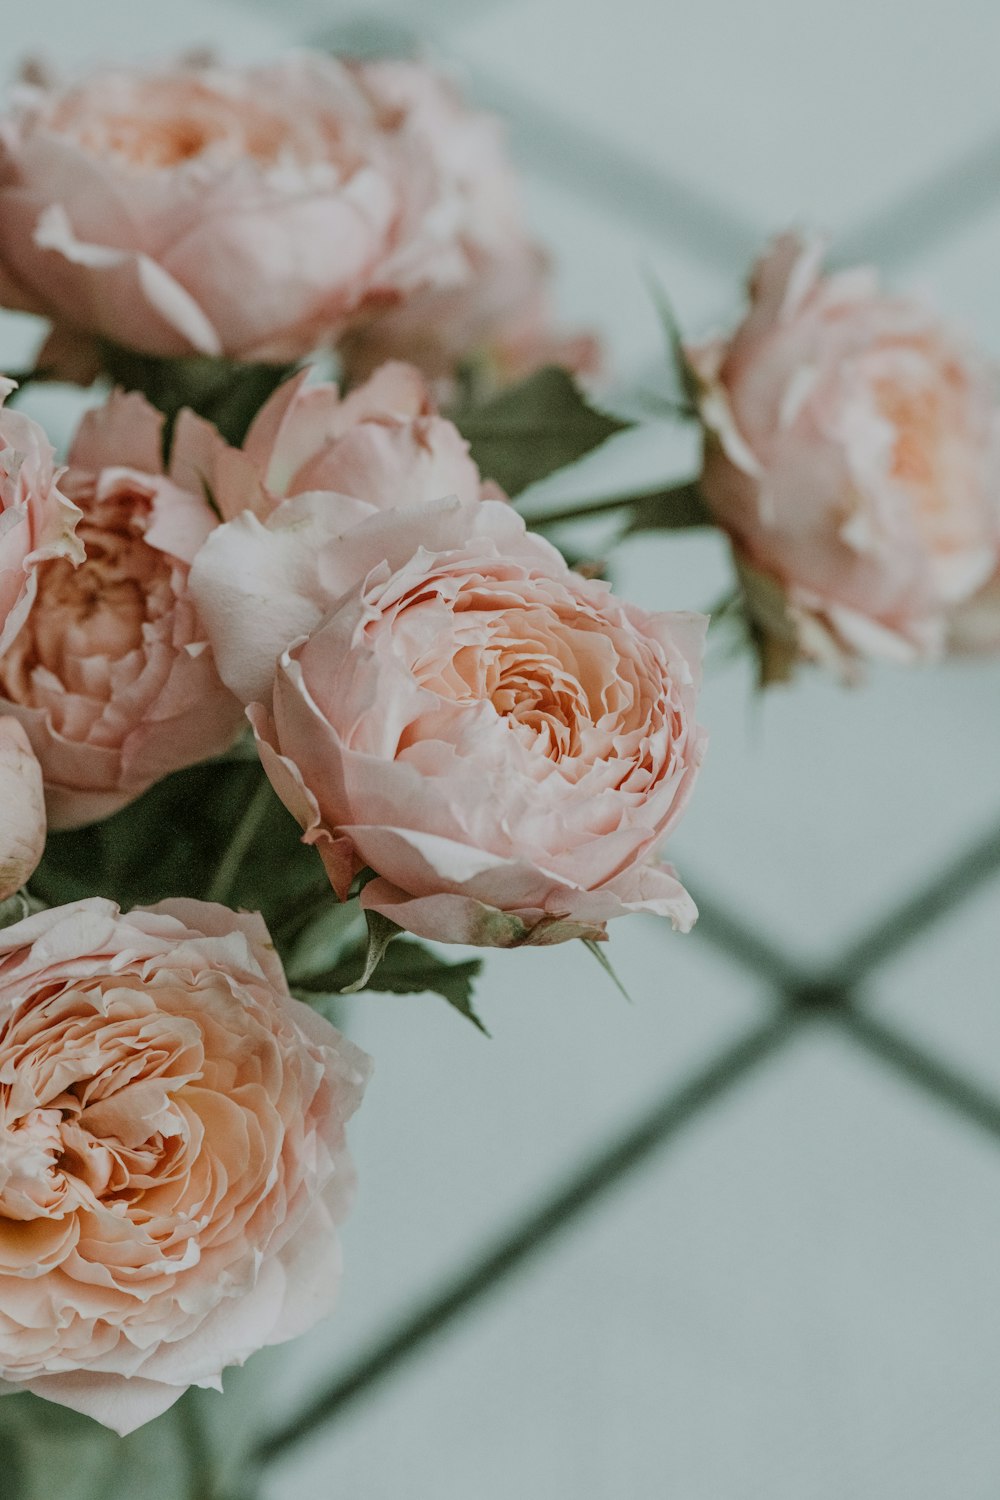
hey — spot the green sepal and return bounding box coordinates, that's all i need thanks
[297,932,487,1033]
[583,938,633,1002]
[642,271,702,411]
[341,910,402,995]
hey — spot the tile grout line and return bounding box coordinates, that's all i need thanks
[251,1008,801,1468]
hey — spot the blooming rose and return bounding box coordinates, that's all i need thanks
[0,718,45,901]
[0,53,456,368]
[172,360,491,525]
[0,897,371,1434]
[0,52,573,382]
[0,391,244,828]
[192,495,706,947]
[687,233,1000,674]
[0,377,81,656]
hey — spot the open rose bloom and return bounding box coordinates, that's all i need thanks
[192,489,707,948]
[0,898,371,1434]
[0,389,243,828]
[688,233,1000,676]
[0,52,581,384]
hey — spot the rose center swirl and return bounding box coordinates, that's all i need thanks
[0,985,201,1225]
[0,499,172,713]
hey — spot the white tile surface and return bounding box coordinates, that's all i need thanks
[251,918,765,1428]
[263,1030,1000,1500]
[455,0,1000,235]
[6,0,281,65]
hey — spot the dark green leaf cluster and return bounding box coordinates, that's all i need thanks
[296,930,486,1033]
[449,365,628,498]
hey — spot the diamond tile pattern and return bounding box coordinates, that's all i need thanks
[2,1,1000,1496]
[269,1033,1000,1500]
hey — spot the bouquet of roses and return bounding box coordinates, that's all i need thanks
[0,44,997,1498]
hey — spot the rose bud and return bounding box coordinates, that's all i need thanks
[172,360,491,525]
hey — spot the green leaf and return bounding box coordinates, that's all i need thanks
[284,898,366,985]
[642,271,701,410]
[298,935,487,1033]
[583,938,633,1002]
[32,760,328,941]
[625,480,712,533]
[0,1389,194,1500]
[97,343,296,447]
[448,365,629,497]
[520,480,709,534]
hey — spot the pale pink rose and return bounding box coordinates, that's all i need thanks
[0,897,371,1434]
[172,361,489,525]
[0,54,454,366]
[192,495,706,947]
[688,233,1000,673]
[0,391,244,828]
[0,717,45,901]
[0,378,81,656]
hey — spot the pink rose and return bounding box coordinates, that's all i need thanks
[0,391,244,828]
[0,54,454,366]
[0,378,81,656]
[192,495,706,947]
[688,233,1000,673]
[0,897,370,1434]
[0,52,577,382]
[0,718,45,901]
[173,361,489,525]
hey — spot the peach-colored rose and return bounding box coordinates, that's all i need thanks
[688,233,1000,673]
[192,495,706,947]
[0,391,244,828]
[0,378,81,656]
[0,897,370,1434]
[0,717,45,901]
[0,54,456,367]
[173,361,490,526]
